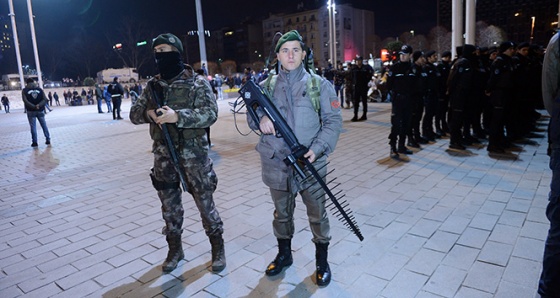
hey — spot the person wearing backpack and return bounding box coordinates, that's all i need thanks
[247,30,342,286]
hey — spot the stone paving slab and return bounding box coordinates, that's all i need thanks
[0,97,551,297]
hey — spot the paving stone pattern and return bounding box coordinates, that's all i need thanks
[0,96,550,297]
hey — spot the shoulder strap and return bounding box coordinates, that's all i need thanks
[263,72,321,114]
[307,73,321,113]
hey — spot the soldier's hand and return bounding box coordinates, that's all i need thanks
[147,109,158,122]
[156,106,178,124]
[259,116,275,134]
[304,149,316,163]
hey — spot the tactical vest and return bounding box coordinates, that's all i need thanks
[262,72,322,113]
[149,77,206,142]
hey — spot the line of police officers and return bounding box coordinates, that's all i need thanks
[386,41,544,156]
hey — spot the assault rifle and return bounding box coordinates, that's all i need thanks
[239,80,364,241]
[149,81,189,192]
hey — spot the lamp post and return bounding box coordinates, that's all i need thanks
[195,0,207,71]
[27,0,43,88]
[327,0,337,65]
[530,16,536,43]
[8,0,25,89]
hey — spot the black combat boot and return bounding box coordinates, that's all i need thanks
[265,238,293,276]
[209,235,226,273]
[389,141,398,156]
[315,242,331,286]
[162,233,184,273]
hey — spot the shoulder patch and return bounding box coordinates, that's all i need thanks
[331,100,341,109]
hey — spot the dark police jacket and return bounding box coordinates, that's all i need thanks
[486,54,514,108]
[387,61,415,95]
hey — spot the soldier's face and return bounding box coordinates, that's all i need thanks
[277,41,306,71]
[154,44,175,53]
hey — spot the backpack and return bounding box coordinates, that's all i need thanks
[262,72,322,113]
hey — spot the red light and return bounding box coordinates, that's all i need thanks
[381,49,389,62]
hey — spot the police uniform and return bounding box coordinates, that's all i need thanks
[486,42,515,153]
[129,33,225,274]
[422,51,440,140]
[387,45,415,154]
[436,52,452,136]
[447,44,478,149]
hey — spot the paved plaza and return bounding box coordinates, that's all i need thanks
[0,93,551,297]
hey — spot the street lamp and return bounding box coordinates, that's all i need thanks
[8,0,25,89]
[530,16,536,43]
[26,0,43,88]
[327,0,337,66]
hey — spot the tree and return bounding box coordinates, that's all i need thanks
[399,31,414,44]
[62,32,105,79]
[107,17,155,77]
[476,21,507,47]
[385,40,403,53]
[428,26,451,54]
[220,60,237,77]
[409,35,429,51]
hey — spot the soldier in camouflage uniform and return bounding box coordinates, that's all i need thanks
[129,33,225,274]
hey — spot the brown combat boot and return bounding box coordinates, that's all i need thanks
[209,235,226,273]
[162,233,184,273]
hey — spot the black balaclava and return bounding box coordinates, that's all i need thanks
[155,51,184,80]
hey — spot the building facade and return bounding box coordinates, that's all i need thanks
[0,15,16,76]
[263,4,375,68]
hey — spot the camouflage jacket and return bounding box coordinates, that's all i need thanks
[129,65,218,143]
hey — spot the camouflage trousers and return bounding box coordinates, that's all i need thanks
[152,137,223,237]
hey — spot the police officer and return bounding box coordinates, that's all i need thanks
[447,44,478,150]
[107,77,124,120]
[387,45,415,155]
[129,33,225,273]
[351,56,374,121]
[486,41,516,153]
[436,51,452,137]
[422,50,440,141]
[409,51,427,147]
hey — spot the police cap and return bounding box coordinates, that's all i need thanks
[399,45,413,54]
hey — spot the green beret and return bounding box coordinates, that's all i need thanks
[152,33,183,54]
[275,30,303,52]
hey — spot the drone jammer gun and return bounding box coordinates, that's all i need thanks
[239,80,363,241]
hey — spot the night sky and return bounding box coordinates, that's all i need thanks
[0,0,437,78]
[2,0,437,43]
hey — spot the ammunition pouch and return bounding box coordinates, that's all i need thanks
[150,170,180,191]
[149,123,205,142]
